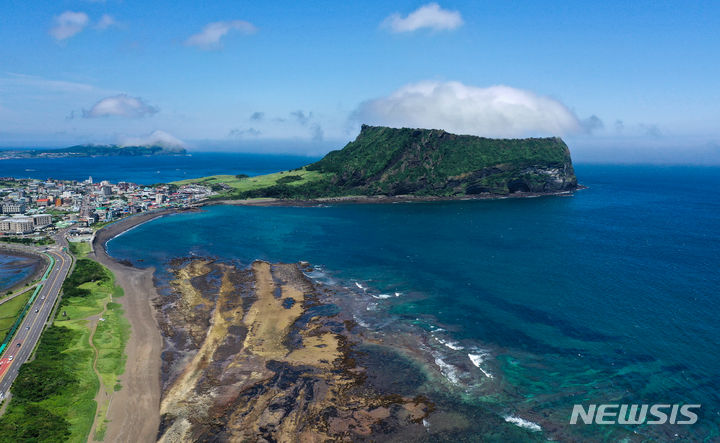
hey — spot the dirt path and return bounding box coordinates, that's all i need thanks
[87,301,109,442]
[0,283,39,307]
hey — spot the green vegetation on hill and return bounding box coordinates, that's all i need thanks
[306,125,577,196]
[175,125,578,199]
[173,167,333,197]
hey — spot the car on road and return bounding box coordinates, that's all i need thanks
[34,309,39,313]
[8,356,13,361]
[25,326,29,330]
[16,343,21,347]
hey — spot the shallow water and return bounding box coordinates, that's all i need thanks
[108,164,720,440]
[0,252,40,293]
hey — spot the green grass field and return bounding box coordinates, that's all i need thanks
[0,290,32,343]
[0,243,130,443]
[68,241,91,258]
[172,166,328,194]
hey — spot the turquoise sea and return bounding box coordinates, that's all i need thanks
[106,163,720,441]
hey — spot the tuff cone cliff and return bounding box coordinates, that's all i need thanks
[307,125,577,196]
[176,125,578,199]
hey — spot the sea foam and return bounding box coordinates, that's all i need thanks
[468,352,493,378]
[504,415,542,432]
[434,336,464,351]
[433,355,461,385]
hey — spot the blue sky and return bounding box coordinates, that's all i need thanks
[1,1,718,163]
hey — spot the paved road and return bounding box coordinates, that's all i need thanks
[0,243,72,400]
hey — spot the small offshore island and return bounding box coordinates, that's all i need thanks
[0,144,186,160]
[176,125,579,203]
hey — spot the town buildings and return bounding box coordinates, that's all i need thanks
[0,177,212,236]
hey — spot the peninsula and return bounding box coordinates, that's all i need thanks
[0,144,186,160]
[174,125,578,201]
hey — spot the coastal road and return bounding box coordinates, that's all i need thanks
[0,244,72,400]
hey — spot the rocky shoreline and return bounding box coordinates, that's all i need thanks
[209,187,583,208]
[90,198,580,442]
[154,258,436,441]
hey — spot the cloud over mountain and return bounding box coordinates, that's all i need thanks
[353,81,584,137]
[382,3,463,33]
[83,94,158,118]
[120,130,185,148]
[186,20,257,50]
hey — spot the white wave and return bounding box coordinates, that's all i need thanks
[468,352,493,378]
[394,291,402,297]
[433,356,461,385]
[355,282,366,291]
[372,293,392,299]
[352,315,370,328]
[434,336,464,351]
[366,302,378,311]
[504,415,542,432]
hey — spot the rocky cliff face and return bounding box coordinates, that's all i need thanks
[308,125,578,196]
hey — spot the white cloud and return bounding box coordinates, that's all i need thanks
[382,3,463,33]
[0,73,97,93]
[96,14,116,30]
[50,11,89,41]
[83,94,158,118]
[186,20,257,50]
[121,130,185,148]
[353,81,584,138]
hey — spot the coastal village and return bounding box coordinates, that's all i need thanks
[0,176,213,239]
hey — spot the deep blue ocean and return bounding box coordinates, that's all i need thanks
[0,152,318,184]
[1,154,718,439]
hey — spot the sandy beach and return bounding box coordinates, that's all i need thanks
[91,210,179,443]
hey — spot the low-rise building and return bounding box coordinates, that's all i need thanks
[0,216,34,234]
[33,213,52,227]
[1,202,26,214]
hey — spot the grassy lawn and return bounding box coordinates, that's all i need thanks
[94,301,129,389]
[172,166,329,193]
[0,243,130,443]
[0,289,32,343]
[68,241,91,258]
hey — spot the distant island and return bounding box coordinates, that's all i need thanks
[175,125,578,200]
[0,144,186,159]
